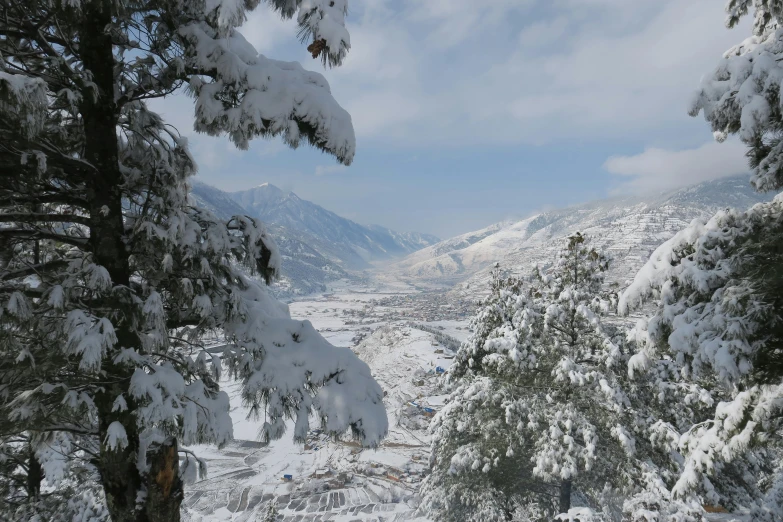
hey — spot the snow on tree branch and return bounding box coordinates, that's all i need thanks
[691,2,783,190]
[619,198,781,384]
[180,25,355,163]
[0,71,47,139]
[619,195,783,504]
[265,0,351,67]
[220,279,387,447]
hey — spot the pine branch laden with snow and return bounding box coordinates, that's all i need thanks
[180,27,355,162]
[0,0,383,519]
[0,431,109,521]
[619,195,783,516]
[625,4,783,515]
[176,0,356,162]
[420,235,683,522]
[691,1,783,191]
[420,375,544,522]
[0,72,47,139]
[265,0,352,67]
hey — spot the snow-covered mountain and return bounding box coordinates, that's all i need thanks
[392,177,773,292]
[231,183,439,265]
[190,181,439,296]
[190,182,352,296]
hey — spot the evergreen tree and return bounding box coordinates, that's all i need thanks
[420,235,650,521]
[258,498,281,521]
[620,198,783,518]
[619,1,783,517]
[0,1,387,520]
[694,1,783,193]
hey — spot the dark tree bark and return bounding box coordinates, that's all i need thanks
[77,1,183,521]
[559,478,572,515]
[96,395,146,522]
[145,438,183,522]
[26,447,42,501]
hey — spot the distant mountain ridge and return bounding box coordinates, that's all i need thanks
[230,183,439,264]
[190,177,768,299]
[189,182,348,296]
[391,176,773,293]
[189,181,439,296]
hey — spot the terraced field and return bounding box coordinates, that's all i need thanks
[184,430,424,521]
[185,282,451,522]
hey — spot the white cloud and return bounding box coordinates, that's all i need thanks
[517,17,569,49]
[405,0,534,49]
[604,140,749,194]
[241,8,295,55]
[313,0,750,147]
[315,164,347,176]
[149,1,750,153]
[144,0,758,217]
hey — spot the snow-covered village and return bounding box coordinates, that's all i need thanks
[2,1,783,521]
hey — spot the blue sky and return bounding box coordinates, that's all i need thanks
[150,0,752,239]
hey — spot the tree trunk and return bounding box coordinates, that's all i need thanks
[96,403,146,522]
[559,478,572,515]
[145,438,183,522]
[78,1,183,521]
[26,447,42,501]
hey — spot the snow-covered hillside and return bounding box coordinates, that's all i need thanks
[393,221,509,274]
[190,181,440,296]
[190,182,352,296]
[391,177,772,292]
[231,183,439,264]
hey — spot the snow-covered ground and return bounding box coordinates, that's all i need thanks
[185,282,466,521]
[184,279,752,522]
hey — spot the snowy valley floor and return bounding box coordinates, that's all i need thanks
[184,279,471,522]
[183,279,748,522]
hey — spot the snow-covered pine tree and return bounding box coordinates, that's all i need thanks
[420,235,642,521]
[418,273,539,522]
[618,1,783,517]
[0,233,110,519]
[258,498,281,521]
[696,0,783,193]
[0,1,387,520]
[619,198,783,517]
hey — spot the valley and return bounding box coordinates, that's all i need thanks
[184,279,472,522]
[192,176,771,301]
[185,176,765,521]
[185,273,750,522]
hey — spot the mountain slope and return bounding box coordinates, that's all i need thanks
[189,182,351,296]
[391,177,773,291]
[392,221,510,277]
[231,184,439,265]
[366,224,440,253]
